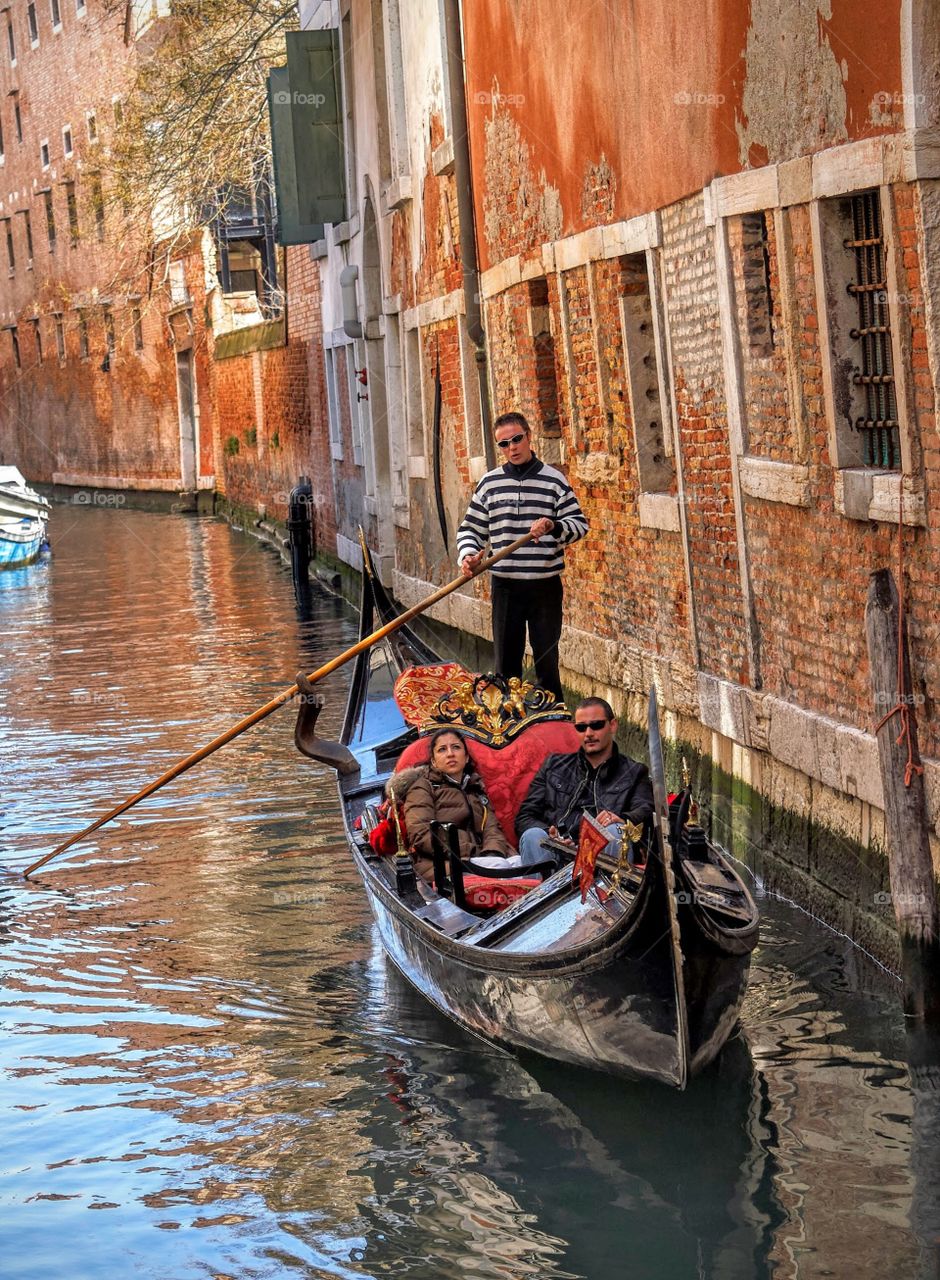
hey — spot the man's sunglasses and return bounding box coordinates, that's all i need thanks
[496,432,527,448]
[573,718,610,733]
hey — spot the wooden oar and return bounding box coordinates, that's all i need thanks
[23,533,534,878]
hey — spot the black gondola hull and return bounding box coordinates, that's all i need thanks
[310,547,759,1088]
[356,846,689,1086]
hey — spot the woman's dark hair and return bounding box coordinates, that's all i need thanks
[428,727,468,755]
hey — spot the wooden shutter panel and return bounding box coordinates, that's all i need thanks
[268,29,348,244]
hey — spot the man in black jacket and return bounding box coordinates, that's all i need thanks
[516,697,654,866]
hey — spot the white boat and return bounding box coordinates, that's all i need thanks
[0,466,49,569]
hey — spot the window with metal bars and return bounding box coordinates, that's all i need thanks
[846,191,899,469]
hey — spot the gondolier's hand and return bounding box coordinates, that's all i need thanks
[529,517,554,542]
[548,825,574,847]
[461,549,486,577]
[596,810,623,828]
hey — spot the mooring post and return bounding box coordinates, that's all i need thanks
[287,475,314,609]
[865,567,940,1019]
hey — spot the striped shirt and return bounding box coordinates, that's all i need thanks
[456,457,589,580]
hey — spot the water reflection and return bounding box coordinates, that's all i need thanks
[1,508,938,1279]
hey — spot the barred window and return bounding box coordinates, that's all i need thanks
[846,191,899,469]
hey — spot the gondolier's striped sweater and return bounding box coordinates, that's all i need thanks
[456,457,588,580]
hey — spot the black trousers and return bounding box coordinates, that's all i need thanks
[491,574,563,701]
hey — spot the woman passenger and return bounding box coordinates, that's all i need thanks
[402,728,512,883]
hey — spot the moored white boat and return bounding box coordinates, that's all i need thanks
[0,466,49,569]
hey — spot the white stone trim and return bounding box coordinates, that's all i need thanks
[601,211,661,256]
[834,468,927,525]
[330,212,360,245]
[392,569,491,638]
[382,293,402,315]
[431,135,454,176]
[336,531,363,571]
[778,157,813,207]
[382,175,412,211]
[520,214,662,291]
[323,327,352,349]
[704,131,940,217]
[812,136,886,199]
[711,166,779,218]
[712,215,761,682]
[739,457,811,506]
[407,454,427,479]
[638,492,680,531]
[553,226,605,272]
[881,184,916,475]
[809,198,848,472]
[480,255,521,298]
[402,288,464,330]
[52,472,182,491]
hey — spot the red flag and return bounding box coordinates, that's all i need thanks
[571,814,610,903]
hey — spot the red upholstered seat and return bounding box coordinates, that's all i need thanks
[394,719,580,846]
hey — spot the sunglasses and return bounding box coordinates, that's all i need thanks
[573,718,609,733]
[496,432,527,448]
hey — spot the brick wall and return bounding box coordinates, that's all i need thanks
[0,4,195,489]
[728,211,797,460]
[738,183,940,761]
[661,195,750,685]
[213,246,336,553]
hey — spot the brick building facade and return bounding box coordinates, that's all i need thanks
[301,0,940,953]
[0,1,209,494]
[0,0,335,540]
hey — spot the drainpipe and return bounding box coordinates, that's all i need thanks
[442,0,495,468]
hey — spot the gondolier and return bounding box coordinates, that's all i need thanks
[456,412,588,701]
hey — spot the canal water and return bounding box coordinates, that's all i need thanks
[1,507,938,1280]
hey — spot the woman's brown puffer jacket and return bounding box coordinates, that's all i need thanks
[396,764,512,882]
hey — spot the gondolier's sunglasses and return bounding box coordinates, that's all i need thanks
[573,718,609,732]
[496,432,527,448]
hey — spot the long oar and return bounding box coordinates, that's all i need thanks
[24,533,533,878]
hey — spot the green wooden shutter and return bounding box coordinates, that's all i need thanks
[268,29,348,244]
[268,66,315,244]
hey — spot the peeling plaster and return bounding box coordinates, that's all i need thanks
[736,0,849,166]
[581,154,617,224]
[483,101,563,261]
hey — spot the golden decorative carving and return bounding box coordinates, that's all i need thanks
[429,673,569,746]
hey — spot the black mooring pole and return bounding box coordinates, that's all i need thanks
[287,475,314,607]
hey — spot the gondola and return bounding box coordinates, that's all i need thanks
[294,546,758,1088]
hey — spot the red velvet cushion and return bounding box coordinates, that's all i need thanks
[395,720,580,845]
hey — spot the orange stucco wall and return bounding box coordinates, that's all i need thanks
[463,0,903,269]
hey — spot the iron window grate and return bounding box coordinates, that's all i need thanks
[846,191,899,469]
